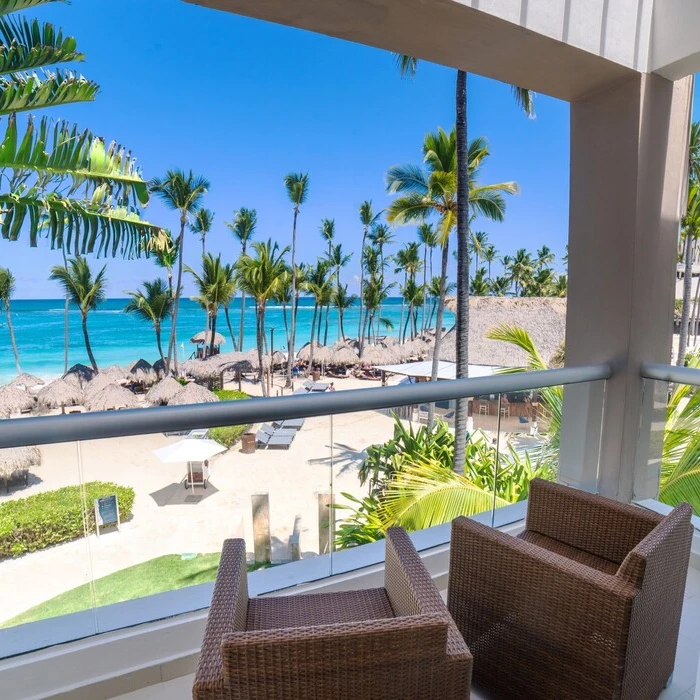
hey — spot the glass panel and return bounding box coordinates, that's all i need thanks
[642,377,700,517]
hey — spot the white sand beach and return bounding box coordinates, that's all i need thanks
[0,375,403,623]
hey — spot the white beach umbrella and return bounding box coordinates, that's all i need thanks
[153,438,226,463]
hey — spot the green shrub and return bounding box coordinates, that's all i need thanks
[0,482,135,559]
[209,424,250,448]
[214,389,250,401]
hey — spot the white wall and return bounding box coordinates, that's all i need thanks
[649,0,700,79]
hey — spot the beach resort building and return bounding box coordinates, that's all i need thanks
[2,1,700,698]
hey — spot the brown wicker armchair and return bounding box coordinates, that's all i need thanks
[447,478,693,700]
[194,527,472,700]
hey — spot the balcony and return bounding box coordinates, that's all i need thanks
[0,361,698,699]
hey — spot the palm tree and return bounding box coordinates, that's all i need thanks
[305,258,332,367]
[0,267,21,373]
[152,230,179,300]
[470,267,489,296]
[396,56,532,479]
[553,274,568,297]
[535,245,555,270]
[506,248,535,296]
[357,200,382,347]
[387,127,518,446]
[417,223,437,332]
[283,172,309,387]
[226,207,257,351]
[49,257,106,372]
[124,279,172,363]
[220,262,238,352]
[333,284,357,342]
[490,275,510,296]
[320,218,335,261]
[482,244,498,279]
[149,169,209,374]
[0,1,163,254]
[190,208,214,258]
[469,231,489,274]
[185,254,232,357]
[329,243,352,340]
[236,240,289,396]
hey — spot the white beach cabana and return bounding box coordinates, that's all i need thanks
[153,438,226,489]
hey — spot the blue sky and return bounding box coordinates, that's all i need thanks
[2,0,697,298]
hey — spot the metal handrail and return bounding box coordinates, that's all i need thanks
[640,361,700,387]
[0,364,611,449]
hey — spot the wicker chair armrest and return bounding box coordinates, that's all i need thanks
[221,615,469,699]
[526,478,662,563]
[193,539,249,700]
[384,527,472,662]
[448,516,637,652]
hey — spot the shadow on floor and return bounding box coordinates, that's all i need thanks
[149,481,219,507]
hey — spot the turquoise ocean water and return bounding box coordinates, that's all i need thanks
[0,297,454,384]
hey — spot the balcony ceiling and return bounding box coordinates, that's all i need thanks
[185,0,637,102]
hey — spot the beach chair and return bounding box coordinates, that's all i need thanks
[259,423,296,438]
[187,428,209,439]
[266,433,294,449]
[255,430,271,448]
[272,417,305,430]
[311,382,328,391]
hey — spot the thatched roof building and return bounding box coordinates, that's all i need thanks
[85,372,119,398]
[37,378,84,409]
[0,386,35,416]
[182,358,226,381]
[146,377,185,405]
[63,363,95,388]
[169,382,219,406]
[361,345,401,365]
[128,359,157,386]
[330,346,359,365]
[0,446,40,480]
[86,384,140,411]
[440,297,567,367]
[8,373,44,391]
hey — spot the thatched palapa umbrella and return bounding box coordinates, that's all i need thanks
[153,358,166,379]
[271,350,286,366]
[146,377,184,405]
[245,348,270,371]
[102,365,129,383]
[169,382,219,406]
[183,358,225,382]
[8,373,44,391]
[86,384,140,411]
[37,378,84,410]
[63,363,96,389]
[330,346,359,365]
[0,386,36,416]
[361,345,399,365]
[0,446,40,483]
[190,330,226,346]
[129,359,157,386]
[85,372,119,398]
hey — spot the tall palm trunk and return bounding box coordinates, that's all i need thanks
[285,209,300,387]
[224,305,236,349]
[3,300,21,373]
[62,247,69,373]
[453,69,470,475]
[357,231,368,345]
[256,305,267,396]
[399,273,406,342]
[428,240,450,427]
[238,241,247,352]
[308,301,319,374]
[209,310,218,357]
[678,230,694,365]
[155,322,165,364]
[167,215,186,375]
[421,246,428,333]
[324,304,330,345]
[339,306,346,341]
[282,299,289,350]
[81,312,98,372]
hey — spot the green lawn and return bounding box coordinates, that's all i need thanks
[3,552,222,627]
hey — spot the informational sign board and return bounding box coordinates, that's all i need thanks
[94,495,120,535]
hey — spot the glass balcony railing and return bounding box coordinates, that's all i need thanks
[639,362,700,522]
[0,364,609,658]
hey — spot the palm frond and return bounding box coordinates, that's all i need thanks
[511,85,535,118]
[386,194,433,224]
[0,69,97,115]
[385,163,428,195]
[0,16,83,76]
[394,53,417,79]
[0,0,60,17]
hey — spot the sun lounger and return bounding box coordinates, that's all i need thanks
[292,387,310,395]
[255,430,271,448]
[260,423,296,438]
[276,417,305,430]
[311,382,328,391]
[266,434,293,449]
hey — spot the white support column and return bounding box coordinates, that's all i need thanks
[562,73,692,502]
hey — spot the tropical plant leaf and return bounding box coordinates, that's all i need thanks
[0,0,60,17]
[0,189,162,257]
[0,16,82,76]
[0,69,97,115]
[0,114,149,206]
